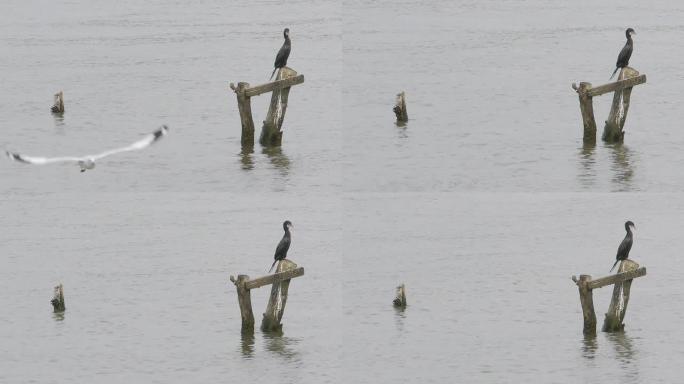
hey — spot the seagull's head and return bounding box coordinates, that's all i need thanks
[626,28,636,38]
[79,159,96,172]
[284,28,290,39]
[283,220,293,232]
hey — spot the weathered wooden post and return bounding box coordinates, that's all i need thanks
[393,91,408,123]
[51,284,65,312]
[51,91,64,114]
[571,275,596,335]
[230,82,256,147]
[230,260,304,333]
[230,68,304,147]
[603,67,641,142]
[393,283,407,308]
[260,67,298,146]
[603,259,640,332]
[572,67,646,143]
[229,274,255,331]
[572,259,646,334]
[572,82,597,143]
[262,259,298,332]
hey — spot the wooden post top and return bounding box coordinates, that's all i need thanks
[572,259,646,290]
[229,82,250,93]
[230,67,304,97]
[572,67,646,97]
[230,260,304,291]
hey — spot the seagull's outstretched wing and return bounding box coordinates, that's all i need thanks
[6,151,82,165]
[90,125,169,160]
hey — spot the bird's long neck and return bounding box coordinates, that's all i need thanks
[625,225,633,236]
[284,36,291,46]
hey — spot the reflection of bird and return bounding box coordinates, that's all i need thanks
[610,28,635,79]
[6,125,168,172]
[611,221,635,272]
[269,220,293,272]
[270,28,291,80]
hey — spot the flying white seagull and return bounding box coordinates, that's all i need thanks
[6,125,169,172]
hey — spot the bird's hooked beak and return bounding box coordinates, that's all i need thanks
[287,223,294,231]
[630,30,636,36]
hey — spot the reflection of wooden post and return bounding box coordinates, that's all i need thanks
[393,91,408,122]
[260,67,297,146]
[230,274,255,331]
[51,91,64,114]
[261,259,297,332]
[51,284,65,312]
[230,82,256,147]
[603,259,639,332]
[393,283,407,307]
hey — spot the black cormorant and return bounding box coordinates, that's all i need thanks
[610,28,635,79]
[269,220,293,272]
[610,220,635,272]
[270,28,291,80]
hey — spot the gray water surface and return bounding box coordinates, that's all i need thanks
[342,193,684,383]
[1,1,342,382]
[343,0,684,192]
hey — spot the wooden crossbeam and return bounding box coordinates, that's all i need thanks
[244,267,304,290]
[243,75,305,98]
[586,74,646,97]
[587,267,647,290]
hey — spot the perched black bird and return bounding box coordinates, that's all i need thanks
[269,220,293,272]
[270,28,291,80]
[610,28,636,80]
[610,221,635,272]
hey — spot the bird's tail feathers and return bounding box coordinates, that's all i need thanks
[610,259,620,272]
[270,68,278,80]
[610,67,619,80]
[268,259,278,273]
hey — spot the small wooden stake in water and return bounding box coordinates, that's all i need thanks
[51,91,64,114]
[393,283,407,308]
[51,284,65,312]
[393,91,408,123]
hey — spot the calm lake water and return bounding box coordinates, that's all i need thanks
[1,0,684,382]
[343,0,684,192]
